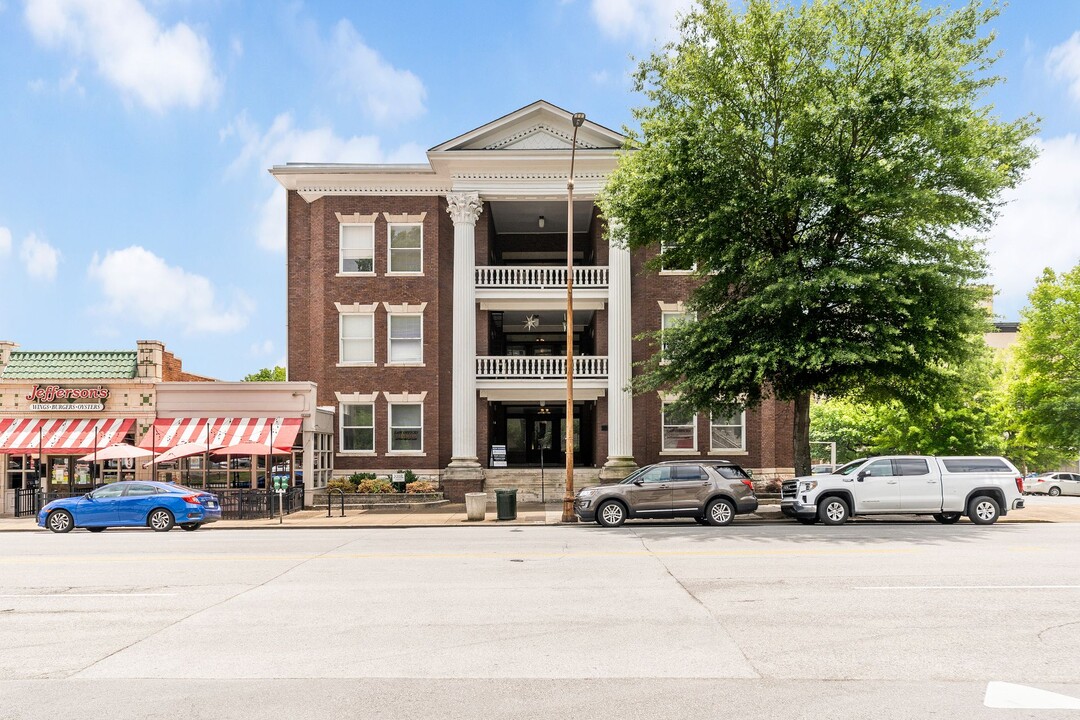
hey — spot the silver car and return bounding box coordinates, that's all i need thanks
[574,460,758,527]
[1026,472,1080,496]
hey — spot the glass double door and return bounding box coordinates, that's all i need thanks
[503,407,582,467]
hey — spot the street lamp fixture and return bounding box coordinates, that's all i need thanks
[563,111,585,523]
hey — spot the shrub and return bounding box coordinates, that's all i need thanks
[405,480,437,494]
[327,477,357,493]
[357,477,395,494]
[762,478,782,493]
[348,472,376,484]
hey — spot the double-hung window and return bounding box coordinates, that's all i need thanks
[710,411,745,451]
[660,240,696,272]
[661,311,693,358]
[388,314,423,364]
[388,224,422,274]
[340,224,374,274]
[389,403,423,452]
[339,313,374,364]
[341,404,374,453]
[662,402,697,451]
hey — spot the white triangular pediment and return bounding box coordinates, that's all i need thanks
[430,100,624,153]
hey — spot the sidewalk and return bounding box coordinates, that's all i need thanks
[2,499,1078,531]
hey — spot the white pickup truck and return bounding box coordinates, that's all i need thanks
[780,456,1025,525]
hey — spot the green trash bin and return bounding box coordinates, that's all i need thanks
[495,488,518,521]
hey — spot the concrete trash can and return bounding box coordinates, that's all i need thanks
[465,492,487,521]
[495,488,518,521]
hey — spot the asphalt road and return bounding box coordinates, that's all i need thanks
[1,521,1079,719]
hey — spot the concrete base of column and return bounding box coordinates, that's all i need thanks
[599,457,637,482]
[441,463,485,503]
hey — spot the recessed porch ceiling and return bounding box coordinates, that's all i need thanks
[489,200,594,235]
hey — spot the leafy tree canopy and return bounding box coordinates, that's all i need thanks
[243,366,286,382]
[599,0,1037,474]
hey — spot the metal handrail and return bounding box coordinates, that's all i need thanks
[327,487,346,518]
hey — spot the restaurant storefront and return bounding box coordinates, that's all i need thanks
[0,340,334,516]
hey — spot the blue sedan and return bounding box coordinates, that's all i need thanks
[37,481,221,533]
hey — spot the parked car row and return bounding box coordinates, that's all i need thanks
[575,455,1027,527]
[1023,472,1080,496]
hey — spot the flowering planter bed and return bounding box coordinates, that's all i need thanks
[313,492,446,509]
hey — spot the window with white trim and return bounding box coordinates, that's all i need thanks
[340,224,374,273]
[661,311,693,357]
[660,240,695,272]
[388,314,423,364]
[710,410,745,451]
[388,223,423,273]
[341,403,374,452]
[389,403,423,452]
[662,402,697,451]
[339,313,374,364]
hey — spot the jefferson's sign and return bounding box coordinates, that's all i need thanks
[26,385,110,412]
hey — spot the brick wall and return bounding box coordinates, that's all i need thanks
[161,350,215,382]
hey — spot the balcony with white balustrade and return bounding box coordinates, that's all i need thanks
[475,355,608,401]
[475,265,609,311]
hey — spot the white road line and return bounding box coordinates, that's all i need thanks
[0,593,176,598]
[985,682,1080,709]
[854,585,1080,590]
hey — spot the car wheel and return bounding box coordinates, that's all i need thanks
[968,495,1000,525]
[705,498,735,526]
[148,508,175,532]
[933,513,962,524]
[596,500,627,528]
[87,527,106,533]
[46,510,74,533]
[181,523,200,531]
[1049,487,1061,497]
[796,517,817,525]
[818,497,849,525]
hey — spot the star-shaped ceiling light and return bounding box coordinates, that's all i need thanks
[524,314,540,330]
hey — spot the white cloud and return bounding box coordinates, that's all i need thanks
[985,135,1080,318]
[28,67,84,96]
[225,112,426,252]
[24,0,221,112]
[20,233,60,281]
[0,227,11,256]
[87,246,252,334]
[326,19,426,124]
[1048,31,1080,102]
[249,339,273,356]
[590,0,694,45]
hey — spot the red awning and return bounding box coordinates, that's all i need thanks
[139,417,302,452]
[0,418,135,454]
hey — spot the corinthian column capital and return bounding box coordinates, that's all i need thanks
[446,192,482,226]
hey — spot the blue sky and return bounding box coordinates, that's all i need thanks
[1,0,1078,381]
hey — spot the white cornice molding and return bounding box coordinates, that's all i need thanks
[335,302,379,314]
[336,212,378,224]
[335,391,378,403]
[382,302,427,313]
[658,301,688,313]
[383,391,428,403]
[382,212,427,223]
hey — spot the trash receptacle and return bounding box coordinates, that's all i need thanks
[465,492,487,521]
[495,488,517,521]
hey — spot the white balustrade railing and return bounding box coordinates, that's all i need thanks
[476,356,608,379]
[475,266,608,288]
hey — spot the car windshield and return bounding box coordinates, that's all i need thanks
[619,466,651,484]
[835,459,867,476]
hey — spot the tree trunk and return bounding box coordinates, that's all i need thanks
[793,391,812,477]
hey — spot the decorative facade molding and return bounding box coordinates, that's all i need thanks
[335,212,378,224]
[382,212,427,224]
[382,302,428,314]
[335,391,379,403]
[445,192,483,226]
[657,301,688,313]
[383,391,428,403]
[334,302,379,314]
[483,124,601,151]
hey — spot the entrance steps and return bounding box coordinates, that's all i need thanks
[482,468,603,504]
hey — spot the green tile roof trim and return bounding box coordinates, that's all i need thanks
[1,351,139,379]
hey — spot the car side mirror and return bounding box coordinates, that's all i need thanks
[84,493,94,500]
[857,471,867,482]
[633,479,644,486]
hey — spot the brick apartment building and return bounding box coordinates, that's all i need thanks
[272,101,795,500]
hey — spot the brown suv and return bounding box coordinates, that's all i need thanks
[574,460,759,527]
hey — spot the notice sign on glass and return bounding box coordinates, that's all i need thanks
[490,444,507,468]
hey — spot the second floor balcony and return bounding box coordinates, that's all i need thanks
[475,265,608,311]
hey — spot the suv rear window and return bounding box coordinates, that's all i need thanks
[713,465,750,480]
[941,458,1010,473]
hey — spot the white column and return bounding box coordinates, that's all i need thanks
[604,224,636,477]
[446,192,483,468]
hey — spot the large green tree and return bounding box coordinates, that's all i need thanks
[599,0,1037,474]
[1011,266,1080,459]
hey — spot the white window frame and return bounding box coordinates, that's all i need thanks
[661,402,697,453]
[387,313,424,365]
[661,311,694,358]
[709,410,746,453]
[660,240,696,274]
[339,312,375,365]
[339,403,375,455]
[339,223,375,275]
[387,223,423,275]
[388,402,424,455]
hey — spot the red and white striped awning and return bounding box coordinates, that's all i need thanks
[139,417,302,452]
[0,418,135,454]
